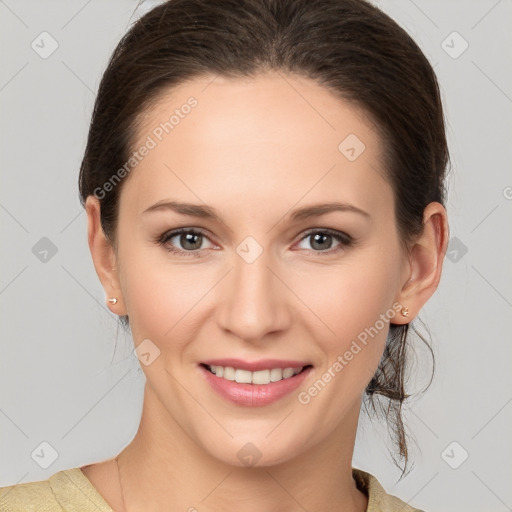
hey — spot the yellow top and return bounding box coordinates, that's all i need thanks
[0,467,425,511]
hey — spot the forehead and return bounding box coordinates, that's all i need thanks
[123,72,392,217]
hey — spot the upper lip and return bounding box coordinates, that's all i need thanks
[201,358,311,372]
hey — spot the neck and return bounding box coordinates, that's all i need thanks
[116,382,368,512]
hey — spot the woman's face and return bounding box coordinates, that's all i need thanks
[113,72,410,466]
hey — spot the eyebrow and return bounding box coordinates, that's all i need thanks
[142,200,370,222]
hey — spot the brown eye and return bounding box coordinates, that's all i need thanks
[296,229,353,254]
[159,228,214,256]
[309,232,335,251]
[176,231,203,251]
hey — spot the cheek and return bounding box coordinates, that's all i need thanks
[293,260,401,424]
[295,251,402,387]
[296,251,401,340]
[118,247,223,358]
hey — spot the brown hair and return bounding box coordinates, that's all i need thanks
[79,0,449,478]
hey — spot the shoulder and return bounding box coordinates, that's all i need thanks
[0,468,113,512]
[0,475,61,511]
[353,468,427,512]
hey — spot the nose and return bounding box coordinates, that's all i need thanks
[216,245,292,343]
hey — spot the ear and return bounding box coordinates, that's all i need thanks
[85,196,127,316]
[393,201,449,324]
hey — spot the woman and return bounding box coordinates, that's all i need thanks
[0,0,449,510]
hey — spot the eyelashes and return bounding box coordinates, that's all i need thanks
[157,228,214,258]
[295,228,355,254]
[156,227,356,258]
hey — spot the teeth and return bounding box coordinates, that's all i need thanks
[208,365,304,384]
[223,366,235,381]
[282,368,294,379]
[234,369,252,384]
[252,369,270,385]
[270,368,282,382]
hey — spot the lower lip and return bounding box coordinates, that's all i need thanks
[200,365,312,407]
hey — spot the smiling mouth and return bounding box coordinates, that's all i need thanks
[201,364,312,385]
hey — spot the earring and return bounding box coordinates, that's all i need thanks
[108,298,118,305]
[401,307,409,317]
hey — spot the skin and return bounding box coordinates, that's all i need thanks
[83,71,448,512]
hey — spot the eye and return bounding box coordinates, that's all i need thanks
[158,228,215,257]
[295,228,354,254]
[157,227,354,257]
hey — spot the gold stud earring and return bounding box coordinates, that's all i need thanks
[108,298,118,305]
[401,307,409,317]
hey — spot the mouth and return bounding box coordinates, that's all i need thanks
[199,360,313,407]
[201,363,312,385]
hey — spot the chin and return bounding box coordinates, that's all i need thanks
[198,426,314,469]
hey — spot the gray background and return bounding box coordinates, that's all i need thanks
[1,1,511,511]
